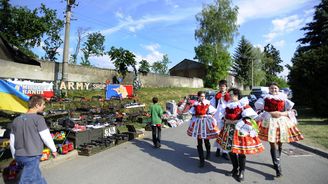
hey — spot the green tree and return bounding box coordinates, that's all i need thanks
[151,54,170,75]
[194,0,239,88]
[138,59,150,75]
[80,32,105,66]
[107,46,137,78]
[262,44,284,82]
[252,47,266,86]
[288,0,328,116]
[232,36,255,88]
[0,0,63,58]
[40,4,64,61]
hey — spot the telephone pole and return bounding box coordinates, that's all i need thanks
[62,0,75,82]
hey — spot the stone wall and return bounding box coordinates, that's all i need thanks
[0,59,203,88]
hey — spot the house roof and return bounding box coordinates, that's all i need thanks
[0,35,40,66]
[169,59,205,71]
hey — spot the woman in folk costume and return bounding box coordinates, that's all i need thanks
[255,82,303,177]
[187,91,220,168]
[210,79,231,160]
[216,88,264,182]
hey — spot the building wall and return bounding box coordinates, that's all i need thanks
[0,59,203,88]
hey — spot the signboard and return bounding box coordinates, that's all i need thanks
[6,79,54,99]
[105,84,133,100]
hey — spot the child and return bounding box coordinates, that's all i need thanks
[149,97,164,148]
[187,91,220,167]
[210,79,230,160]
[216,88,264,181]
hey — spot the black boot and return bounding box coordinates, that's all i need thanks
[205,140,211,160]
[238,154,246,182]
[270,148,282,177]
[228,152,238,177]
[197,145,205,168]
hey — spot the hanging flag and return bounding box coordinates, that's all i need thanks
[0,80,29,113]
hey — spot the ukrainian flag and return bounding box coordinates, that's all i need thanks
[0,80,29,113]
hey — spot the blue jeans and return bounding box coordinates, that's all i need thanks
[15,155,47,184]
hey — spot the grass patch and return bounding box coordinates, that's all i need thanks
[295,106,328,150]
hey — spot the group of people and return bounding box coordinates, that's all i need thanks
[186,80,304,182]
[9,80,304,183]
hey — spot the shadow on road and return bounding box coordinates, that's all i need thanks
[131,138,227,174]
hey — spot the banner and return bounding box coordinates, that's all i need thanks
[0,80,29,113]
[7,79,54,99]
[105,85,133,100]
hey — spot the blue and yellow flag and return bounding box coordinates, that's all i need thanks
[0,80,29,113]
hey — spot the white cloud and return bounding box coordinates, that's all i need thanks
[264,14,306,42]
[101,12,189,35]
[273,40,285,48]
[89,55,115,69]
[236,0,312,25]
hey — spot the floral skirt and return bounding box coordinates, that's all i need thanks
[258,112,304,143]
[187,115,220,139]
[216,119,264,154]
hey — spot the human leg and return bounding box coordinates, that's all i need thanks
[270,142,282,177]
[238,154,246,181]
[151,126,157,147]
[228,152,238,177]
[157,126,162,148]
[204,139,211,160]
[16,155,46,184]
[197,139,205,167]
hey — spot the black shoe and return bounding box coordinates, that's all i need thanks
[227,169,238,177]
[238,170,245,182]
[199,160,205,168]
[156,143,161,148]
[222,153,230,160]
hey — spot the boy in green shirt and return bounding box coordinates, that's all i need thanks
[149,97,163,148]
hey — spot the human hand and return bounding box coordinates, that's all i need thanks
[270,111,282,118]
[52,152,57,158]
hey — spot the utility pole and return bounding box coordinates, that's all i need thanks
[62,0,75,82]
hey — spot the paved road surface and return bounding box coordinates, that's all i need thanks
[42,123,328,184]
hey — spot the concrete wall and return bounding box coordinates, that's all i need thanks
[0,59,203,88]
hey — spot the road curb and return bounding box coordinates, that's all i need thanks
[290,142,328,159]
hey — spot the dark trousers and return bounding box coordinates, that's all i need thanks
[151,125,161,146]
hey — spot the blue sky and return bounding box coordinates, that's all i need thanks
[11,0,319,77]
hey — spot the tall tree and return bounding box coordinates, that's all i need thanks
[231,36,255,88]
[40,4,64,61]
[107,46,137,78]
[252,47,266,86]
[151,54,170,75]
[194,0,239,88]
[0,0,63,58]
[80,32,105,66]
[288,0,328,116]
[138,59,150,75]
[70,27,89,64]
[262,44,284,82]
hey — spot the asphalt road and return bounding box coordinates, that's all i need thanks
[42,123,328,184]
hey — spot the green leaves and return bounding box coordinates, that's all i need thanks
[194,0,238,88]
[107,46,137,78]
[0,1,64,59]
[81,32,105,66]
